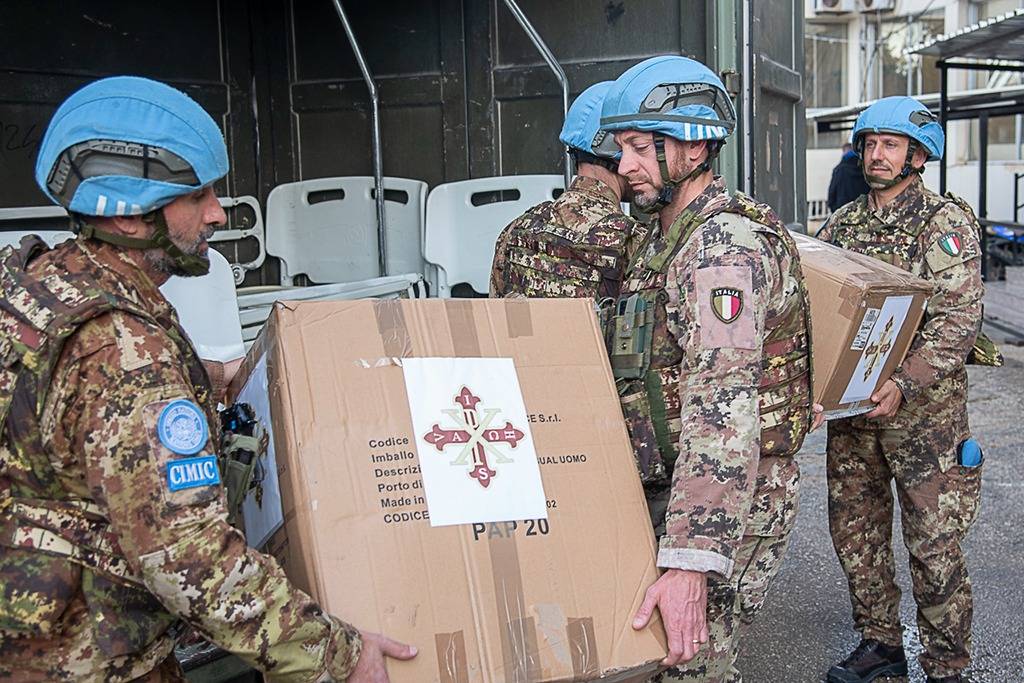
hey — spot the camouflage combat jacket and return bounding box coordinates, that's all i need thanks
[0,237,361,682]
[612,178,811,578]
[489,175,646,297]
[818,176,983,433]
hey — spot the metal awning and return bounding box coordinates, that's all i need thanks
[806,85,1024,132]
[909,8,1024,61]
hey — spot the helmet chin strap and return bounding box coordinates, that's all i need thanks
[78,209,211,276]
[642,134,718,213]
[859,138,924,190]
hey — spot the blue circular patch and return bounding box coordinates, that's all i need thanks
[157,400,209,455]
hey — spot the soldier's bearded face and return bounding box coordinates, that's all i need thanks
[146,186,227,277]
[614,130,664,211]
[862,133,909,187]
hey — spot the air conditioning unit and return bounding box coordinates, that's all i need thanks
[815,0,856,13]
[857,0,896,11]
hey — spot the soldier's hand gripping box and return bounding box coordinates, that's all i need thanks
[793,233,933,419]
[229,298,666,682]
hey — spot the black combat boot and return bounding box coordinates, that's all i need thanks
[926,676,964,682]
[826,638,908,682]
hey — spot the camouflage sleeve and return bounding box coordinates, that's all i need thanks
[660,222,770,578]
[58,312,362,682]
[891,207,984,399]
[489,222,514,297]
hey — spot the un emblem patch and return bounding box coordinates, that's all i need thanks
[157,400,208,455]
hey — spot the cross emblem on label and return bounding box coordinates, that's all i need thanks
[422,386,525,489]
[862,316,896,382]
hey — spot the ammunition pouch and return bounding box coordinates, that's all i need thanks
[608,293,653,380]
[218,403,268,528]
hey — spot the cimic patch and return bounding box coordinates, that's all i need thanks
[167,454,221,491]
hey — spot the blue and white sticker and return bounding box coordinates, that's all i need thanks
[167,455,221,492]
[157,400,209,455]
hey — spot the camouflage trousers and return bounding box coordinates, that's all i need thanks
[827,418,982,678]
[648,458,800,683]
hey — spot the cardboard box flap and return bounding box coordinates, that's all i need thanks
[792,232,934,293]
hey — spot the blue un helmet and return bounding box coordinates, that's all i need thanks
[601,55,736,210]
[35,76,230,275]
[851,96,944,189]
[559,81,621,169]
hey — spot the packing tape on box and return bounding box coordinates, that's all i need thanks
[488,532,542,680]
[504,297,534,338]
[837,281,862,320]
[568,616,600,679]
[434,631,470,683]
[373,298,414,358]
[445,299,483,356]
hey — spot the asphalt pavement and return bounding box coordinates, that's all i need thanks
[737,338,1024,682]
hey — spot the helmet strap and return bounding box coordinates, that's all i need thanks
[79,209,210,276]
[649,134,677,211]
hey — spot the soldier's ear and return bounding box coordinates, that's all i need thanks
[912,146,928,169]
[682,139,707,163]
[102,214,146,237]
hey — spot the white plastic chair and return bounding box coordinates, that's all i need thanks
[265,176,428,285]
[423,174,564,297]
[160,249,246,363]
[0,230,75,250]
[0,199,264,286]
[211,195,267,285]
[235,273,426,349]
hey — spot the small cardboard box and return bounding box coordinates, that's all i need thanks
[793,233,933,419]
[230,298,666,682]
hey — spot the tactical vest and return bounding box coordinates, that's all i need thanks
[0,236,214,653]
[827,190,1000,367]
[498,198,638,300]
[607,193,813,487]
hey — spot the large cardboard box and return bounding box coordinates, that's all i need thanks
[794,233,933,419]
[231,298,666,682]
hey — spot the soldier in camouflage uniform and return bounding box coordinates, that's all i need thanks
[490,80,646,299]
[819,97,984,683]
[0,77,415,682]
[599,56,812,682]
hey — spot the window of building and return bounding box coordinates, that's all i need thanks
[805,22,847,109]
[877,12,944,98]
[977,0,1021,20]
[806,121,847,151]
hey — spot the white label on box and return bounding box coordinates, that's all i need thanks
[236,353,285,549]
[850,308,881,351]
[839,295,914,405]
[402,357,547,527]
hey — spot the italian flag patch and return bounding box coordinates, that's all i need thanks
[939,232,962,257]
[711,287,743,324]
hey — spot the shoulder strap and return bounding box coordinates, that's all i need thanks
[939,191,982,230]
[628,208,710,277]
